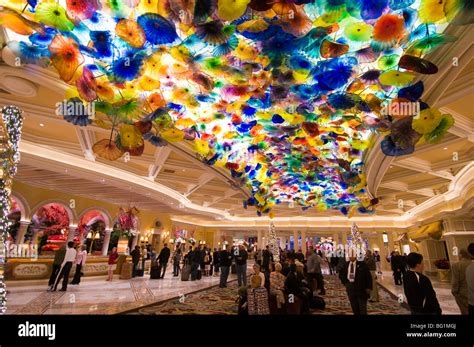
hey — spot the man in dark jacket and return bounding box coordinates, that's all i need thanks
[190,245,202,280]
[219,247,233,288]
[339,249,373,315]
[262,245,273,272]
[234,244,248,287]
[131,246,141,278]
[212,248,220,275]
[157,243,171,279]
[403,252,442,315]
[391,251,404,285]
[47,245,66,290]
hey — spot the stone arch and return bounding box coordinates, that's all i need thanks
[10,192,30,221]
[77,207,112,230]
[30,199,77,225]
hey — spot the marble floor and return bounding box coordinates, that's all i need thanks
[376,271,461,314]
[6,268,237,315]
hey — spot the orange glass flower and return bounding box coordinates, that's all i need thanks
[48,34,84,82]
[116,19,146,48]
[373,14,405,43]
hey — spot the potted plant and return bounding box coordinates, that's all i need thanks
[433,259,451,282]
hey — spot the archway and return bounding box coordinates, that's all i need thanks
[26,203,72,255]
[77,209,111,255]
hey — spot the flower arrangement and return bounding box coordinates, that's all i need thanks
[434,259,450,270]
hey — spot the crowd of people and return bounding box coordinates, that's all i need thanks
[45,239,474,316]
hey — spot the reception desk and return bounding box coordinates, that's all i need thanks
[5,255,133,281]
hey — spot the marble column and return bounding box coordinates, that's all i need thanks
[257,230,262,250]
[102,229,112,256]
[67,225,77,242]
[15,220,30,244]
[293,230,298,250]
[301,229,307,254]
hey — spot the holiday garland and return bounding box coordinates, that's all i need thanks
[0,105,24,314]
[268,221,280,263]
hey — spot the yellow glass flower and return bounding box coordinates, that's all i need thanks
[217,0,251,21]
[139,75,160,91]
[412,108,443,134]
[119,125,143,148]
[160,128,185,142]
[379,70,416,87]
[194,139,210,156]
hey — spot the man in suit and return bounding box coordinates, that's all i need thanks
[131,246,140,278]
[262,245,273,273]
[451,248,473,314]
[391,251,403,285]
[339,248,372,315]
[403,252,442,315]
[157,243,171,279]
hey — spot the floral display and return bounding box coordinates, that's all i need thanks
[1,0,469,216]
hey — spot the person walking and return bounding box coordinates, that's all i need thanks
[47,244,66,291]
[53,241,77,292]
[157,243,171,279]
[391,251,403,285]
[365,250,379,302]
[219,247,232,288]
[306,247,326,295]
[451,248,473,314]
[203,248,212,276]
[262,245,273,273]
[131,246,140,278]
[172,248,183,277]
[374,250,382,274]
[107,247,118,281]
[212,248,220,276]
[403,252,441,315]
[235,244,248,287]
[339,249,372,315]
[71,245,87,285]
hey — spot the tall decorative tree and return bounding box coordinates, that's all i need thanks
[350,222,364,247]
[0,105,24,314]
[267,221,280,263]
[350,222,366,259]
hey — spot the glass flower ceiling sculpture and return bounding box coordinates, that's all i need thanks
[0,0,471,217]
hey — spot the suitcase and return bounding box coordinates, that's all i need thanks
[196,269,202,280]
[150,266,160,279]
[247,288,270,315]
[231,263,236,274]
[181,264,191,281]
[136,269,144,277]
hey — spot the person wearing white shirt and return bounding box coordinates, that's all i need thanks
[71,245,88,285]
[53,241,77,291]
[339,249,373,315]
